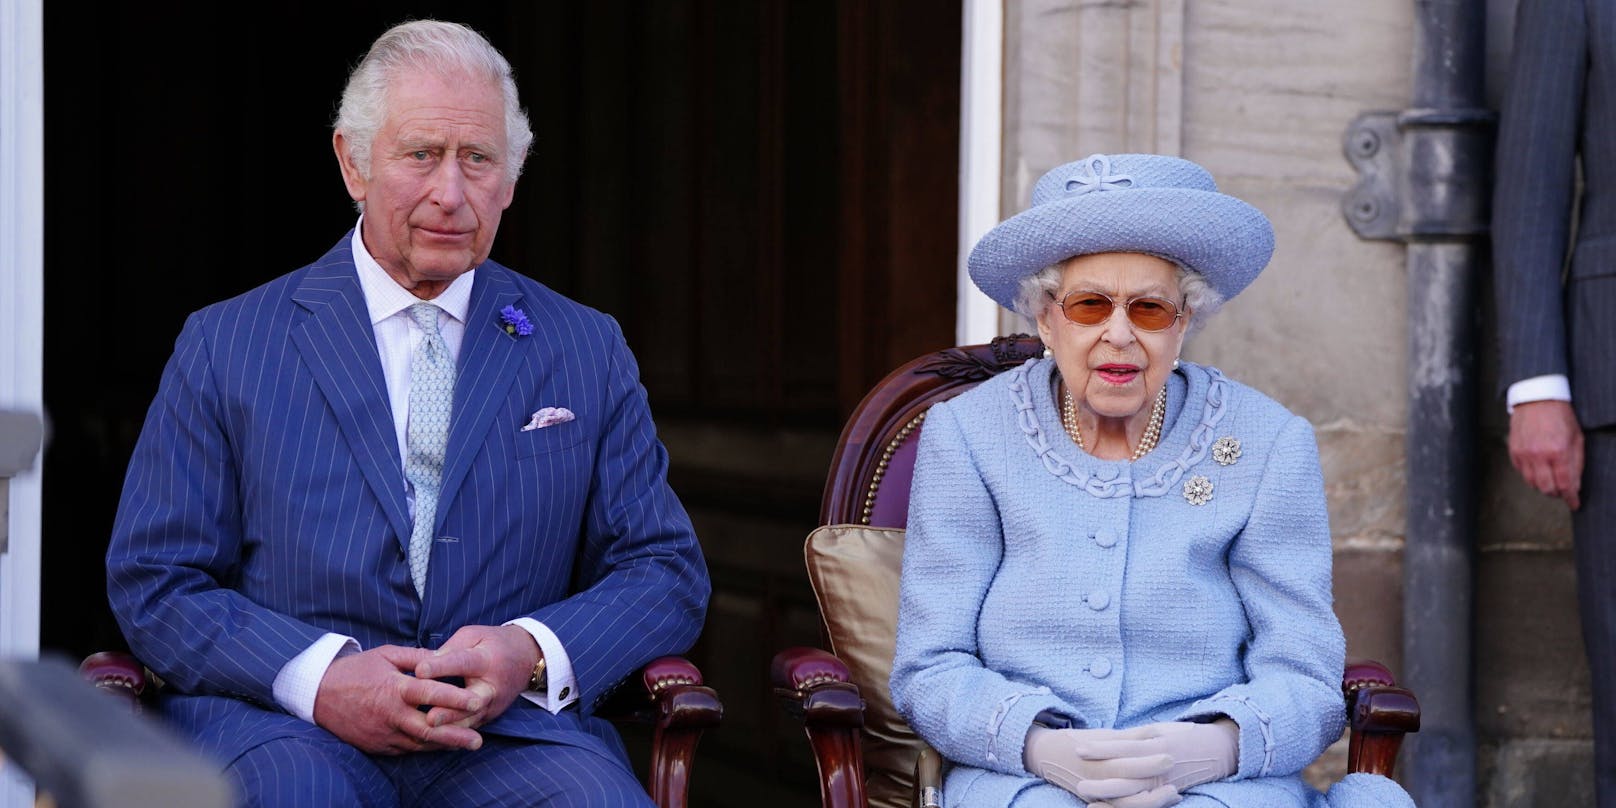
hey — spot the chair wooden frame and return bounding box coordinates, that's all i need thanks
[772,335,1420,807]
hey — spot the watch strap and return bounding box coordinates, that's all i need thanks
[527,654,548,692]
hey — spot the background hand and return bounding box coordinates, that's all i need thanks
[415,624,540,730]
[312,644,485,755]
[1509,400,1584,510]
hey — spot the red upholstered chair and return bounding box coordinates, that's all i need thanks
[80,651,720,808]
[770,335,1420,808]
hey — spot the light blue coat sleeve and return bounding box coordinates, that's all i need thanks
[1176,415,1347,778]
[890,401,1078,774]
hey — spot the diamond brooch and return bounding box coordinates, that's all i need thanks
[1212,436,1242,466]
[1183,475,1214,506]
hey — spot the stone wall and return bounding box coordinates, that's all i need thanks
[1000,0,1593,803]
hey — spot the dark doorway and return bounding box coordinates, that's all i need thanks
[43,3,959,803]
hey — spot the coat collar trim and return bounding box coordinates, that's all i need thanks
[1006,357,1231,498]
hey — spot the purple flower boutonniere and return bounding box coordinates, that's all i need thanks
[499,305,534,337]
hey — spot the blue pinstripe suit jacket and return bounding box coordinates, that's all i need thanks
[105,233,710,766]
[1494,0,1616,428]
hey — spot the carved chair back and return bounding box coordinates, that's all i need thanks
[821,335,1044,526]
[804,335,1043,806]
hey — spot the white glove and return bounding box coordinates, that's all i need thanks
[1076,719,1240,808]
[1086,785,1183,808]
[1023,726,1174,800]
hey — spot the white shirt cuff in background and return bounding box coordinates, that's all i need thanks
[506,617,579,713]
[1506,374,1572,414]
[272,632,359,724]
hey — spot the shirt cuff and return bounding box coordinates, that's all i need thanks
[505,617,579,713]
[1507,374,1572,414]
[271,632,359,724]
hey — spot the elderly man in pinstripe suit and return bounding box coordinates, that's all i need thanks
[1493,0,1616,803]
[104,19,709,807]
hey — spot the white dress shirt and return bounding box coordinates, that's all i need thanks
[271,221,578,723]
[1507,374,1573,414]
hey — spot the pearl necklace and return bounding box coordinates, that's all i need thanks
[1062,383,1167,461]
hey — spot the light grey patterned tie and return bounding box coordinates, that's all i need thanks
[405,303,454,597]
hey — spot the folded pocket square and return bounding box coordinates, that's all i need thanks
[521,407,575,431]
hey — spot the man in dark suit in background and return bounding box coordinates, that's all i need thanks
[104,18,709,806]
[1493,0,1616,803]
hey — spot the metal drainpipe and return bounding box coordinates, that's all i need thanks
[1342,2,1492,805]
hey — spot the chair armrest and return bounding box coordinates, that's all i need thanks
[595,656,721,808]
[1342,657,1420,776]
[770,646,866,808]
[78,651,151,713]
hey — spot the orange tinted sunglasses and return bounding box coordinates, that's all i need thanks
[1055,290,1184,332]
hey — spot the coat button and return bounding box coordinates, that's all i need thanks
[1094,529,1118,548]
[1088,657,1113,678]
[1085,591,1110,611]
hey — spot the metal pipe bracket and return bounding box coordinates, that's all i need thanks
[1342,108,1496,242]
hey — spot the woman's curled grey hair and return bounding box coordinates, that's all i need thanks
[335,19,535,187]
[1013,256,1225,336]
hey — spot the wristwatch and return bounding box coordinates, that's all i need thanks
[527,653,548,693]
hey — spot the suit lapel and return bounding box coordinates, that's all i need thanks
[436,267,526,528]
[289,249,413,548]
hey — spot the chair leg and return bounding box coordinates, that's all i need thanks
[641,668,721,808]
[801,685,866,808]
[771,647,868,808]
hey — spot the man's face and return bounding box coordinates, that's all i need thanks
[335,68,516,291]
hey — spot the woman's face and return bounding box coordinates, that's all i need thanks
[1035,252,1190,424]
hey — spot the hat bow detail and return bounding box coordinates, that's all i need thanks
[1064,154,1135,196]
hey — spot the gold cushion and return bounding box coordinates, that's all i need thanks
[804,523,926,808]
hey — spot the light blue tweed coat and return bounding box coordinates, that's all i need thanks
[890,358,1414,807]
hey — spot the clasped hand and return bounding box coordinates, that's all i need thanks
[312,625,541,755]
[1023,719,1239,808]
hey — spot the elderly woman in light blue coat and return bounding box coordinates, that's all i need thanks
[889,154,1415,808]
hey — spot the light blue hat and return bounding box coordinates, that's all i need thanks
[967,153,1276,311]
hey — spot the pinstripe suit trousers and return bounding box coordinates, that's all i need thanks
[1575,429,1616,804]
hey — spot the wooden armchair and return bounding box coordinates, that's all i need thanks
[80,650,721,808]
[770,335,1421,807]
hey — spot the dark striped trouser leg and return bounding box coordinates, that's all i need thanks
[407,736,653,808]
[226,735,394,808]
[1575,428,1616,808]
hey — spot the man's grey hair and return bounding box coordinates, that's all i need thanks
[335,19,534,186]
[1012,255,1226,336]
